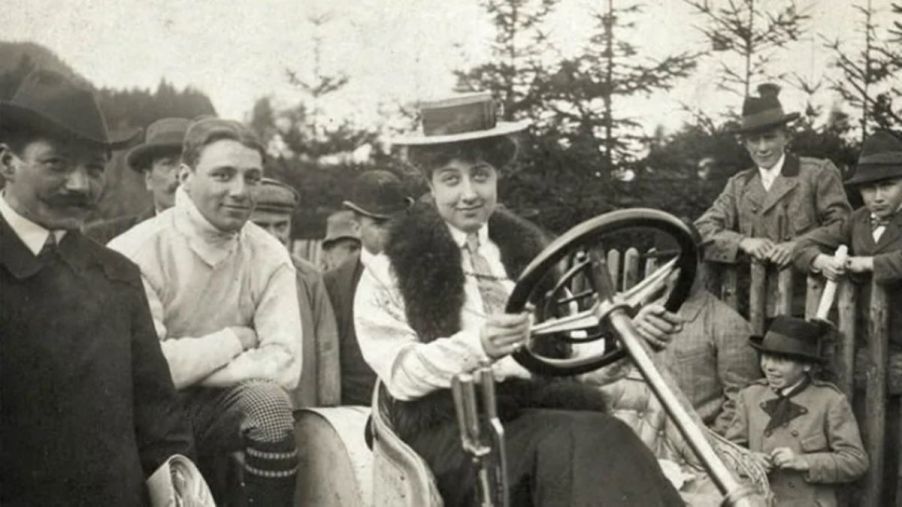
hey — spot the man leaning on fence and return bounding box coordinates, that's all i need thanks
[109,118,303,506]
[694,84,851,316]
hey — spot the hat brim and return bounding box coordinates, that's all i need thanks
[390,120,531,146]
[321,236,361,249]
[342,197,414,220]
[0,101,141,149]
[729,112,800,134]
[845,164,902,186]
[126,142,183,171]
[748,336,823,363]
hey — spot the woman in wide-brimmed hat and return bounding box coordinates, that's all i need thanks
[354,92,685,506]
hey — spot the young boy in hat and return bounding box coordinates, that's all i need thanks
[321,209,361,271]
[794,129,902,351]
[355,92,685,506]
[85,116,190,244]
[726,316,868,507]
[696,84,851,269]
[251,177,339,408]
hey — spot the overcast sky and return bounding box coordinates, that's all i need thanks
[3,0,897,135]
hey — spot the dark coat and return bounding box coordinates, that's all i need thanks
[84,207,155,245]
[0,216,193,505]
[323,251,376,406]
[795,206,902,349]
[695,155,851,263]
[383,203,608,440]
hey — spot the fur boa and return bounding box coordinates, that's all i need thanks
[383,202,609,439]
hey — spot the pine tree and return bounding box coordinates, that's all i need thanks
[685,0,809,98]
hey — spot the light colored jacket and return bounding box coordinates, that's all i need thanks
[695,155,851,263]
[726,379,868,507]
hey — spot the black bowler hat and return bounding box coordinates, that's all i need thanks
[845,129,902,186]
[0,68,140,148]
[343,170,413,220]
[731,83,800,134]
[126,117,190,171]
[749,316,826,363]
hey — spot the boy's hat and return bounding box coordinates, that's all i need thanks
[391,92,530,146]
[0,68,140,148]
[749,315,825,363]
[254,178,299,213]
[322,210,361,249]
[845,129,902,186]
[343,170,413,220]
[126,117,191,171]
[730,83,799,134]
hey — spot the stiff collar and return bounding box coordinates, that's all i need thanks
[360,246,378,268]
[172,186,241,267]
[0,192,66,255]
[758,153,786,181]
[870,202,902,224]
[447,222,490,250]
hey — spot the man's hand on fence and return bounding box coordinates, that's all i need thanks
[765,240,796,267]
[770,447,809,471]
[739,237,775,261]
[845,256,874,274]
[812,254,847,281]
[632,303,684,351]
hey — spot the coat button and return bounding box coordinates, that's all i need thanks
[791,430,799,437]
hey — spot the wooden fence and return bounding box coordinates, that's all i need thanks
[609,247,895,507]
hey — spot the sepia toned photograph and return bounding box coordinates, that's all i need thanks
[1,0,900,505]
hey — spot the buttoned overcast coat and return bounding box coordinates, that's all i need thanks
[695,155,851,263]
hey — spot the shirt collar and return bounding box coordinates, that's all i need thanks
[870,202,902,223]
[172,186,241,266]
[758,153,786,178]
[360,246,376,267]
[446,222,490,250]
[0,192,66,255]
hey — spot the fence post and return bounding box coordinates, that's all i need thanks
[804,275,825,321]
[606,250,621,291]
[622,248,640,291]
[749,260,767,335]
[862,280,889,507]
[835,280,857,400]
[775,267,794,316]
[644,249,658,279]
[721,265,739,310]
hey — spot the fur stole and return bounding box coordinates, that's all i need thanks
[383,202,609,440]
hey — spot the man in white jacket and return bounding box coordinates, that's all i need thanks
[110,118,302,507]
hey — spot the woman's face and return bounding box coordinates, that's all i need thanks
[429,158,498,233]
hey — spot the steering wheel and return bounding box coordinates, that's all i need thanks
[507,208,699,376]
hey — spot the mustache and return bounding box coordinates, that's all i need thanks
[47,194,96,209]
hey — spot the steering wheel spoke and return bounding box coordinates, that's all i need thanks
[509,209,698,376]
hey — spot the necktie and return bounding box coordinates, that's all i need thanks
[465,233,509,315]
[762,376,811,435]
[38,233,58,262]
[871,215,889,242]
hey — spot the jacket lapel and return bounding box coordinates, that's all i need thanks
[874,210,902,252]
[0,214,44,279]
[741,170,766,212]
[760,156,800,214]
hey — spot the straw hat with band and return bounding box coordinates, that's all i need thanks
[845,129,902,186]
[748,315,826,363]
[730,83,800,135]
[0,68,140,149]
[125,117,191,171]
[343,170,413,220]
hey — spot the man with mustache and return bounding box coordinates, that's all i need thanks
[86,117,190,244]
[695,84,851,316]
[0,69,194,504]
[109,118,303,506]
